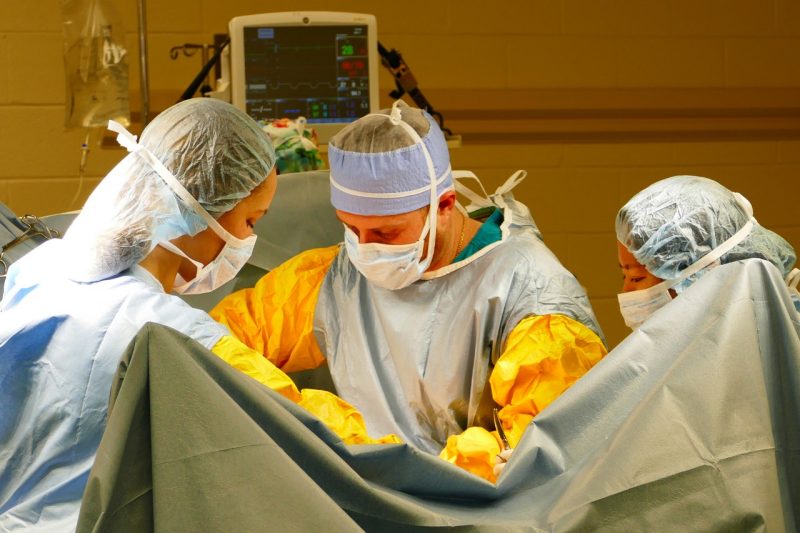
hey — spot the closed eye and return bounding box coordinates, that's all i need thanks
[622,275,646,283]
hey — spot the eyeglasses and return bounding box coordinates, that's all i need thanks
[0,215,61,278]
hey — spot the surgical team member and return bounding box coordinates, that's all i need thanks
[616,175,799,329]
[0,98,381,532]
[211,100,608,482]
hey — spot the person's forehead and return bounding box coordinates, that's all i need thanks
[335,209,421,228]
[228,177,275,217]
[616,241,647,268]
[620,262,650,272]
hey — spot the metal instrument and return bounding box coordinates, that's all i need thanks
[493,407,511,452]
[0,215,61,277]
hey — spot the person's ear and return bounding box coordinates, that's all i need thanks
[437,191,457,215]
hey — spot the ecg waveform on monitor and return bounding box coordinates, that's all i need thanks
[248,104,277,115]
[248,81,338,92]
[264,44,335,52]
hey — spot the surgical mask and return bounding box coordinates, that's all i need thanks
[159,231,256,295]
[107,120,258,295]
[344,218,431,291]
[618,194,756,330]
[617,278,680,330]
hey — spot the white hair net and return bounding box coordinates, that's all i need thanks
[63,98,276,282]
[327,100,453,215]
[616,175,796,292]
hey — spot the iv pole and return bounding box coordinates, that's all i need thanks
[137,0,150,127]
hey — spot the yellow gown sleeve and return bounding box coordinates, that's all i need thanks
[210,245,339,373]
[212,334,401,446]
[211,334,301,402]
[439,314,607,483]
[297,389,402,445]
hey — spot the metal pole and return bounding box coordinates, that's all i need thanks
[137,0,150,127]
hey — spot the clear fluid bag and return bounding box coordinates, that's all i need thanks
[61,0,131,129]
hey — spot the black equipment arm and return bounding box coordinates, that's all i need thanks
[378,42,452,137]
[178,37,230,102]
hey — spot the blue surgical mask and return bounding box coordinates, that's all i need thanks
[344,218,431,291]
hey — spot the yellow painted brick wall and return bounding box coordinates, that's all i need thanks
[1,0,799,348]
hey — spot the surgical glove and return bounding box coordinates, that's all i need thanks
[492,448,513,479]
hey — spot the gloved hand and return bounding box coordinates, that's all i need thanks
[492,447,513,479]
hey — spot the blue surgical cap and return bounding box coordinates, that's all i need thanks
[327,100,453,215]
[616,175,796,292]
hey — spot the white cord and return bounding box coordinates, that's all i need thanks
[70,129,91,209]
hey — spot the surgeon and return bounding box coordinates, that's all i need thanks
[211,100,608,482]
[616,175,799,330]
[0,98,387,532]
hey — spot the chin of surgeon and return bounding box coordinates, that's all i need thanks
[0,99,378,532]
[210,100,608,484]
[616,175,799,330]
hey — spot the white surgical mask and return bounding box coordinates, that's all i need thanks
[107,120,258,295]
[344,218,431,291]
[159,231,256,295]
[618,194,756,330]
[617,277,682,330]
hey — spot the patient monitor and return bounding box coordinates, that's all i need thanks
[228,12,380,143]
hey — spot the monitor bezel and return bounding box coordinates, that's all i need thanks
[228,11,379,144]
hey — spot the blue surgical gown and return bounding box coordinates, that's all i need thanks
[0,240,227,532]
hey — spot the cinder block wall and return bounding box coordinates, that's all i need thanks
[2,1,798,347]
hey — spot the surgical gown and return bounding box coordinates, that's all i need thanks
[0,239,386,532]
[0,240,225,530]
[212,195,607,482]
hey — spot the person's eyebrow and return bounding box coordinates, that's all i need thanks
[334,218,404,232]
[374,224,404,232]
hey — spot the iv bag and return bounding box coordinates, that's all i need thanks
[61,0,131,129]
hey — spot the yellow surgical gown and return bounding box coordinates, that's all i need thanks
[211,246,607,482]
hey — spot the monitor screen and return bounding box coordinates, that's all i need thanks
[243,25,371,124]
[229,12,379,143]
